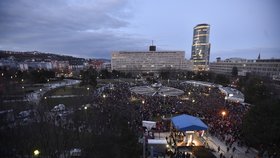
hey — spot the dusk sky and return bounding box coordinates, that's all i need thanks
[0,0,279,60]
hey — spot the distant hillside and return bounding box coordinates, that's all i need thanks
[0,50,86,64]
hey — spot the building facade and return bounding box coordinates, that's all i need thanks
[111,47,192,73]
[210,58,280,78]
[191,24,211,71]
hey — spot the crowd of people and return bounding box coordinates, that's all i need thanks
[88,80,253,157]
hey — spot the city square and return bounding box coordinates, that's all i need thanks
[1,0,280,157]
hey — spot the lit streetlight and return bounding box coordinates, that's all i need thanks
[224,96,228,106]
[221,111,226,118]
[86,87,90,95]
[34,149,40,156]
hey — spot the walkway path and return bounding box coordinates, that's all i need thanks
[3,79,80,104]
[27,79,80,104]
[207,135,258,158]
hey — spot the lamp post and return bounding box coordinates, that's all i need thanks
[34,149,40,157]
[84,106,88,122]
[221,111,226,119]
[87,87,90,95]
[224,96,228,106]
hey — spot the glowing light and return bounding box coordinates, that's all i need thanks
[34,150,40,156]
[221,111,226,117]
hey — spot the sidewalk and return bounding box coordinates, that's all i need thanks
[207,135,258,158]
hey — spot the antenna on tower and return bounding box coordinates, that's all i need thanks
[258,48,261,60]
[149,40,156,51]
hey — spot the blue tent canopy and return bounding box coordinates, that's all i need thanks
[171,114,208,131]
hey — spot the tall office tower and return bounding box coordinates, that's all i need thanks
[191,24,211,71]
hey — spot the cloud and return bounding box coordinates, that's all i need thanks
[0,0,147,58]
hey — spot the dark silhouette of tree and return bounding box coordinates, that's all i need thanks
[99,69,111,79]
[244,77,270,103]
[80,67,97,88]
[242,99,280,156]
[214,74,230,86]
[159,70,170,80]
[232,67,238,77]
[30,69,55,83]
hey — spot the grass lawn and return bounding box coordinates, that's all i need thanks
[42,96,92,109]
[1,101,32,112]
[45,85,90,96]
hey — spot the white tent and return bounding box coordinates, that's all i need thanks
[142,120,156,130]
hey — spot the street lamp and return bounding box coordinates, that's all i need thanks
[221,111,226,118]
[224,96,228,106]
[102,94,106,98]
[87,87,90,95]
[34,149,40,157]
[142,100,145,104]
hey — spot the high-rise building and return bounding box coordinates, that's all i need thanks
[191,24,211,71]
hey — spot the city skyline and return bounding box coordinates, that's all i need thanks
[0,0,280,60]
